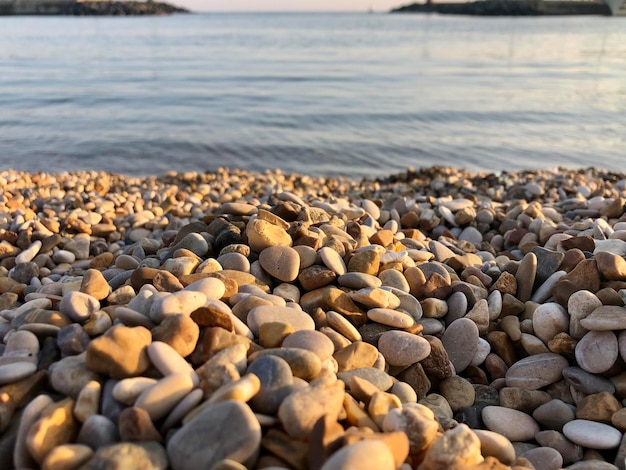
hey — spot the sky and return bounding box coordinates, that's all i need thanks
[180,1,406,12]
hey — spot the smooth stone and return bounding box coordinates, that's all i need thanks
[247,355,293,415]
[338,272,382,289]
[135,373,195,421]
[535,430,583,465]
[319,246,347,276]
[147,341,197,384]
[183,277,226,300]
[57,324,90,357]
[473,429,516,465]
[521,446,563,470]
[247,305,315,337]
[581,306,626,331]
[515,252,537,302]
[505,352,571,390]
[532,399,576,431]
[258,246,300,282]
[14,394,54,469]
[245,218,292,253]
[366,308,414,328]
[441,318,479,373]
[569,290,603,340]
[575,330,618,374]
[149,290,208,323]
[0,362,37,385]
[41,444,93,470]
[151,314,200,359]
[439,375,476,412]
[563,366,616,395]
[58,291,100,323]
[249,347,321,381]
[377,330,431,367]
[481,406,540,442]
[533,302,569,344]
[49,352,101,398]
[563,420,623,449]
[74,380,101,423]
[282,330,335,361]
[113,377,158,405]
[76,414,119,449]
[26,398,77,464]
[321,439,395,470]
[118,407,163,443]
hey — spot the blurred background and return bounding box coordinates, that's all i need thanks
[0,3,624,177]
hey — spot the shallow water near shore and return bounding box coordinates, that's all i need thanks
[0,13,625,177]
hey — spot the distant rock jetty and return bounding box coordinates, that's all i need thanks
[0,0,188,16]
[391,0,612,16]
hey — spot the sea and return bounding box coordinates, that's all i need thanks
[0,12,624,178]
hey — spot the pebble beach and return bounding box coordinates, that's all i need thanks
[3,165,626,469]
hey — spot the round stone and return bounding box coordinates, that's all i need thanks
[282,330,335,361]
[575,330,618,374]
[532,302,569,344]
[321,440,395,470]
[377,330,431,367]
[366,308,414,328]
[258,246,300,282]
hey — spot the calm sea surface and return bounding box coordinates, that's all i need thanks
[0,13,625,177]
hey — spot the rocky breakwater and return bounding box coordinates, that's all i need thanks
[2,166,626,469]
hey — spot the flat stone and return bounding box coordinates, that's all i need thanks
[135,373,196,421]
[482,406,540,442]
[366,308,414,328]
[521,446,563,470]
[49,352,101,398]
[563,366,616,395]
[247,305,315,337]
[575,330,618,374]
[377,330,431,367]
[563,419,623,449]
[41,444,93,470]
[534,430,583,465]
[0,362,37,385]
[505,353,569,390]
[581,306,626,331]
[338,367,393,391]
[441,318,479,373]
[338,272,382,289]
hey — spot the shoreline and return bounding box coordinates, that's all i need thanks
[0,0,188,16]
[2,165,626,468]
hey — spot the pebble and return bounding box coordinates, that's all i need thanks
[377,330,431,367]
[441,317,479,373]
[4,167,626,470]
[481,406,540,441]
[563,420,623,449]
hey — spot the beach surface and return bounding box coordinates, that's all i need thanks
[2,165,626,469]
